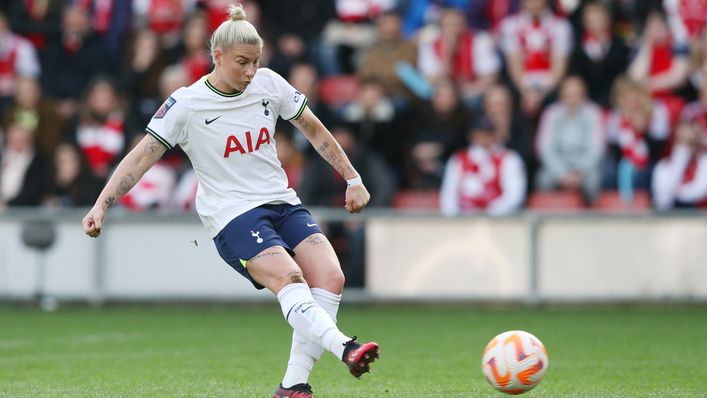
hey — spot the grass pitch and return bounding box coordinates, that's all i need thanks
[1,305,706,397]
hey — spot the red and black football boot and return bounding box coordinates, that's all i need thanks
[273,383,313,398]
[341,336,380,378]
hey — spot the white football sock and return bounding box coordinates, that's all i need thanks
[281,331,313,388]
[311,287,342,321]
[282,288,342,388]
[277,283,349,361]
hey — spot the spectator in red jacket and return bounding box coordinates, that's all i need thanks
[178,14,212,84]
[499,0,572,117]
[0,9,41,110]
[70,76,126,182]
[628,9,690,100]
[417,8,500,109]
[663,0,707,45]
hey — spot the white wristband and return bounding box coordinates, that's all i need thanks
[346,176,363,187]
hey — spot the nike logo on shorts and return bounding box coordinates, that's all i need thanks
[205,115,222,125]
[307,223,317,227]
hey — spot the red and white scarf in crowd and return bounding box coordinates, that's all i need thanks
[519,18,553,73]
[456,146,507,209]
[0,37,19,96]
[434,30,475,81]
[616,116,650,169]
[76,113,124,174]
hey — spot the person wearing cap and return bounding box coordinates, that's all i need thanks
[439,115,526,216]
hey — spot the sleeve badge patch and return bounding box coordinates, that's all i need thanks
[153,96,177,119]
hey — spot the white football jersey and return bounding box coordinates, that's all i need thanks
[146,68,308,237]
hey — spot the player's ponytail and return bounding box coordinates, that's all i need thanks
[210,3,262,59]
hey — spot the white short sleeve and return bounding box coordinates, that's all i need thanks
[551,17,572,56]
[499,16,520,55]
[473,32,500,76]
[649,101,670,140]
[16,37,41,78]
[262,69,308,120]
[145,88,191,149]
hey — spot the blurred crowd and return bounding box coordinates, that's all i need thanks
[1,0,707,216]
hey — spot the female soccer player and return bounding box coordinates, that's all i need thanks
[82,5,379,397]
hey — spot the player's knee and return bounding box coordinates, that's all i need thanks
[318,267,344,292]
[330,268,345,289]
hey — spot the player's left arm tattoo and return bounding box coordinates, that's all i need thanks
[314,140,355,178]
[292,115,313,132]
[293,115,356,178]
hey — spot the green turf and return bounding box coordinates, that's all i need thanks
[1,305,706,397]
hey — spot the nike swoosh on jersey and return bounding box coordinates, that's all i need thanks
[307,223,317,227]
[205,115,222,125]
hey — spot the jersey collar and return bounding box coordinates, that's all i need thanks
[205,77,244,97]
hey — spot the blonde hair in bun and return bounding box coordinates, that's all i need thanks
[210,3,262,59]
[228,4,247,21]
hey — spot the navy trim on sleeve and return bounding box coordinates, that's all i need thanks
[146,127,173,149]
[287,97,308,120]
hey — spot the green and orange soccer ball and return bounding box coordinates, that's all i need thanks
[481,330,549,395]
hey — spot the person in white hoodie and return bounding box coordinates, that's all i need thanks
[440,116,526,216]
[652,120,707,210]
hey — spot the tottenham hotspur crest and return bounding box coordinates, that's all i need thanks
[251,231,263,243]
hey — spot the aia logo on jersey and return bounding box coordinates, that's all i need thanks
[224,127,271,158]
[153,96,176,119]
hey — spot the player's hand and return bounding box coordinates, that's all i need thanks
[82,205,106,238]
[345,184,370,213]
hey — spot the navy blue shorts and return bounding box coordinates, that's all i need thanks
[213,203,323,289]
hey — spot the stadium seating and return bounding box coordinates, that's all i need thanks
[318,74,360,108]
[592,190,652,213]
[526,191,585,212]
[392,190,440,210]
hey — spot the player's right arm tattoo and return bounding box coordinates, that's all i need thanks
[143,134,168,160]
[100,135,166,210]
[103,172,137,210]
[104,196,116,209]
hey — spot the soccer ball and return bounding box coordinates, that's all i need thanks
[481,330,548,395]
